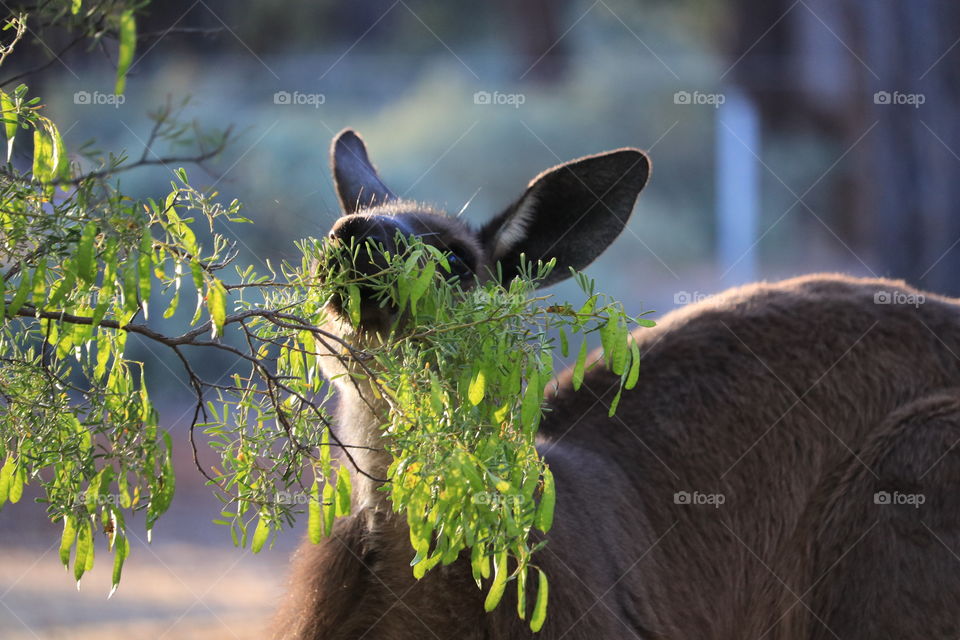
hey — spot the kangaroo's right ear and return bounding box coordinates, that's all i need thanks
[479,148,650,287]
[331,129,396,214]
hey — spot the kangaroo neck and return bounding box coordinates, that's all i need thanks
[335,382,394,512]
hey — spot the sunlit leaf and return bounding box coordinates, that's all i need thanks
[74,520,92,584]
[109,534,129,597]
[334,466,351,517]
[208,279,227,337]
[251,514,270,553]
[115,10,136,95]
[468,368,486,406]
[59,515,77,569]
[484,550,508,612]
[530,569,549,632]
[572,340,588,391]
[308,478,322,543]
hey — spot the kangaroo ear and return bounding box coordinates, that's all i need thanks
[479,148,650,287]
[330,129,396,213]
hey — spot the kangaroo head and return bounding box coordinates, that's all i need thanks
[323,128,650,334]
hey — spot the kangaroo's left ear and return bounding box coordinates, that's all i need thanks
[330,129,396,213]
[479,148,650,287]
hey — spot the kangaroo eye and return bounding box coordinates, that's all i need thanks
[446,251,471,276]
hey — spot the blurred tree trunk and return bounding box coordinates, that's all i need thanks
[730,0,960,295]
[496,0,569,84]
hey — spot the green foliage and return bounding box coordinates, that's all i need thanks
[200,235,651,630]
[1,6,232,594]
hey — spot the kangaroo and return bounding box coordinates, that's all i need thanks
[274,129,960,639]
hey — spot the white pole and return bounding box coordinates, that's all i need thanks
[716,87,760,287]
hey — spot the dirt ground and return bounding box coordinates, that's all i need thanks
[0,540,289,639]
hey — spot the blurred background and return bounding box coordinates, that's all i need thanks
[2,0,959,637]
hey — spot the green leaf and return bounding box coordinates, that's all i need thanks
[47,259,77,308]
[484,550,508,612]
[251,514,270,553]
[572,340,588,391]
[577,295,597,321]
[208,279,227,337]
[599,316,617,368]
[319,428,332,483]
[608,389,622,418]
[32,127,53,183]
[60,515,77,569]
[32,120,69,184]
[322,480,335,535]
[77,222,97,284]
[0,457,12,508]
[624,339,641,390]
[470,543,489,585]
[334,466,352,517]
[147,434,176,532]
[559,327,569,358]
[74,520,93,584]
[1,90,16,162]
[7,268,31,316]
[467,368,486,406]
[8,461,24,504]
[516,564,528,620]
[139,231,152,318]
[530,569,549,632]
[308,478,322,543]
[409,260,436,312]
[115,10,137,95]
[109,534,129,597]
[520,367,541,435]
[346,283,361,327]
[163,288,180,319]
[122,258,139,315]
[611,319,629,376]
[31,259,47,306]
[534,466,555,533]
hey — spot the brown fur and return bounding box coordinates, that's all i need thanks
[275,274,960,639]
